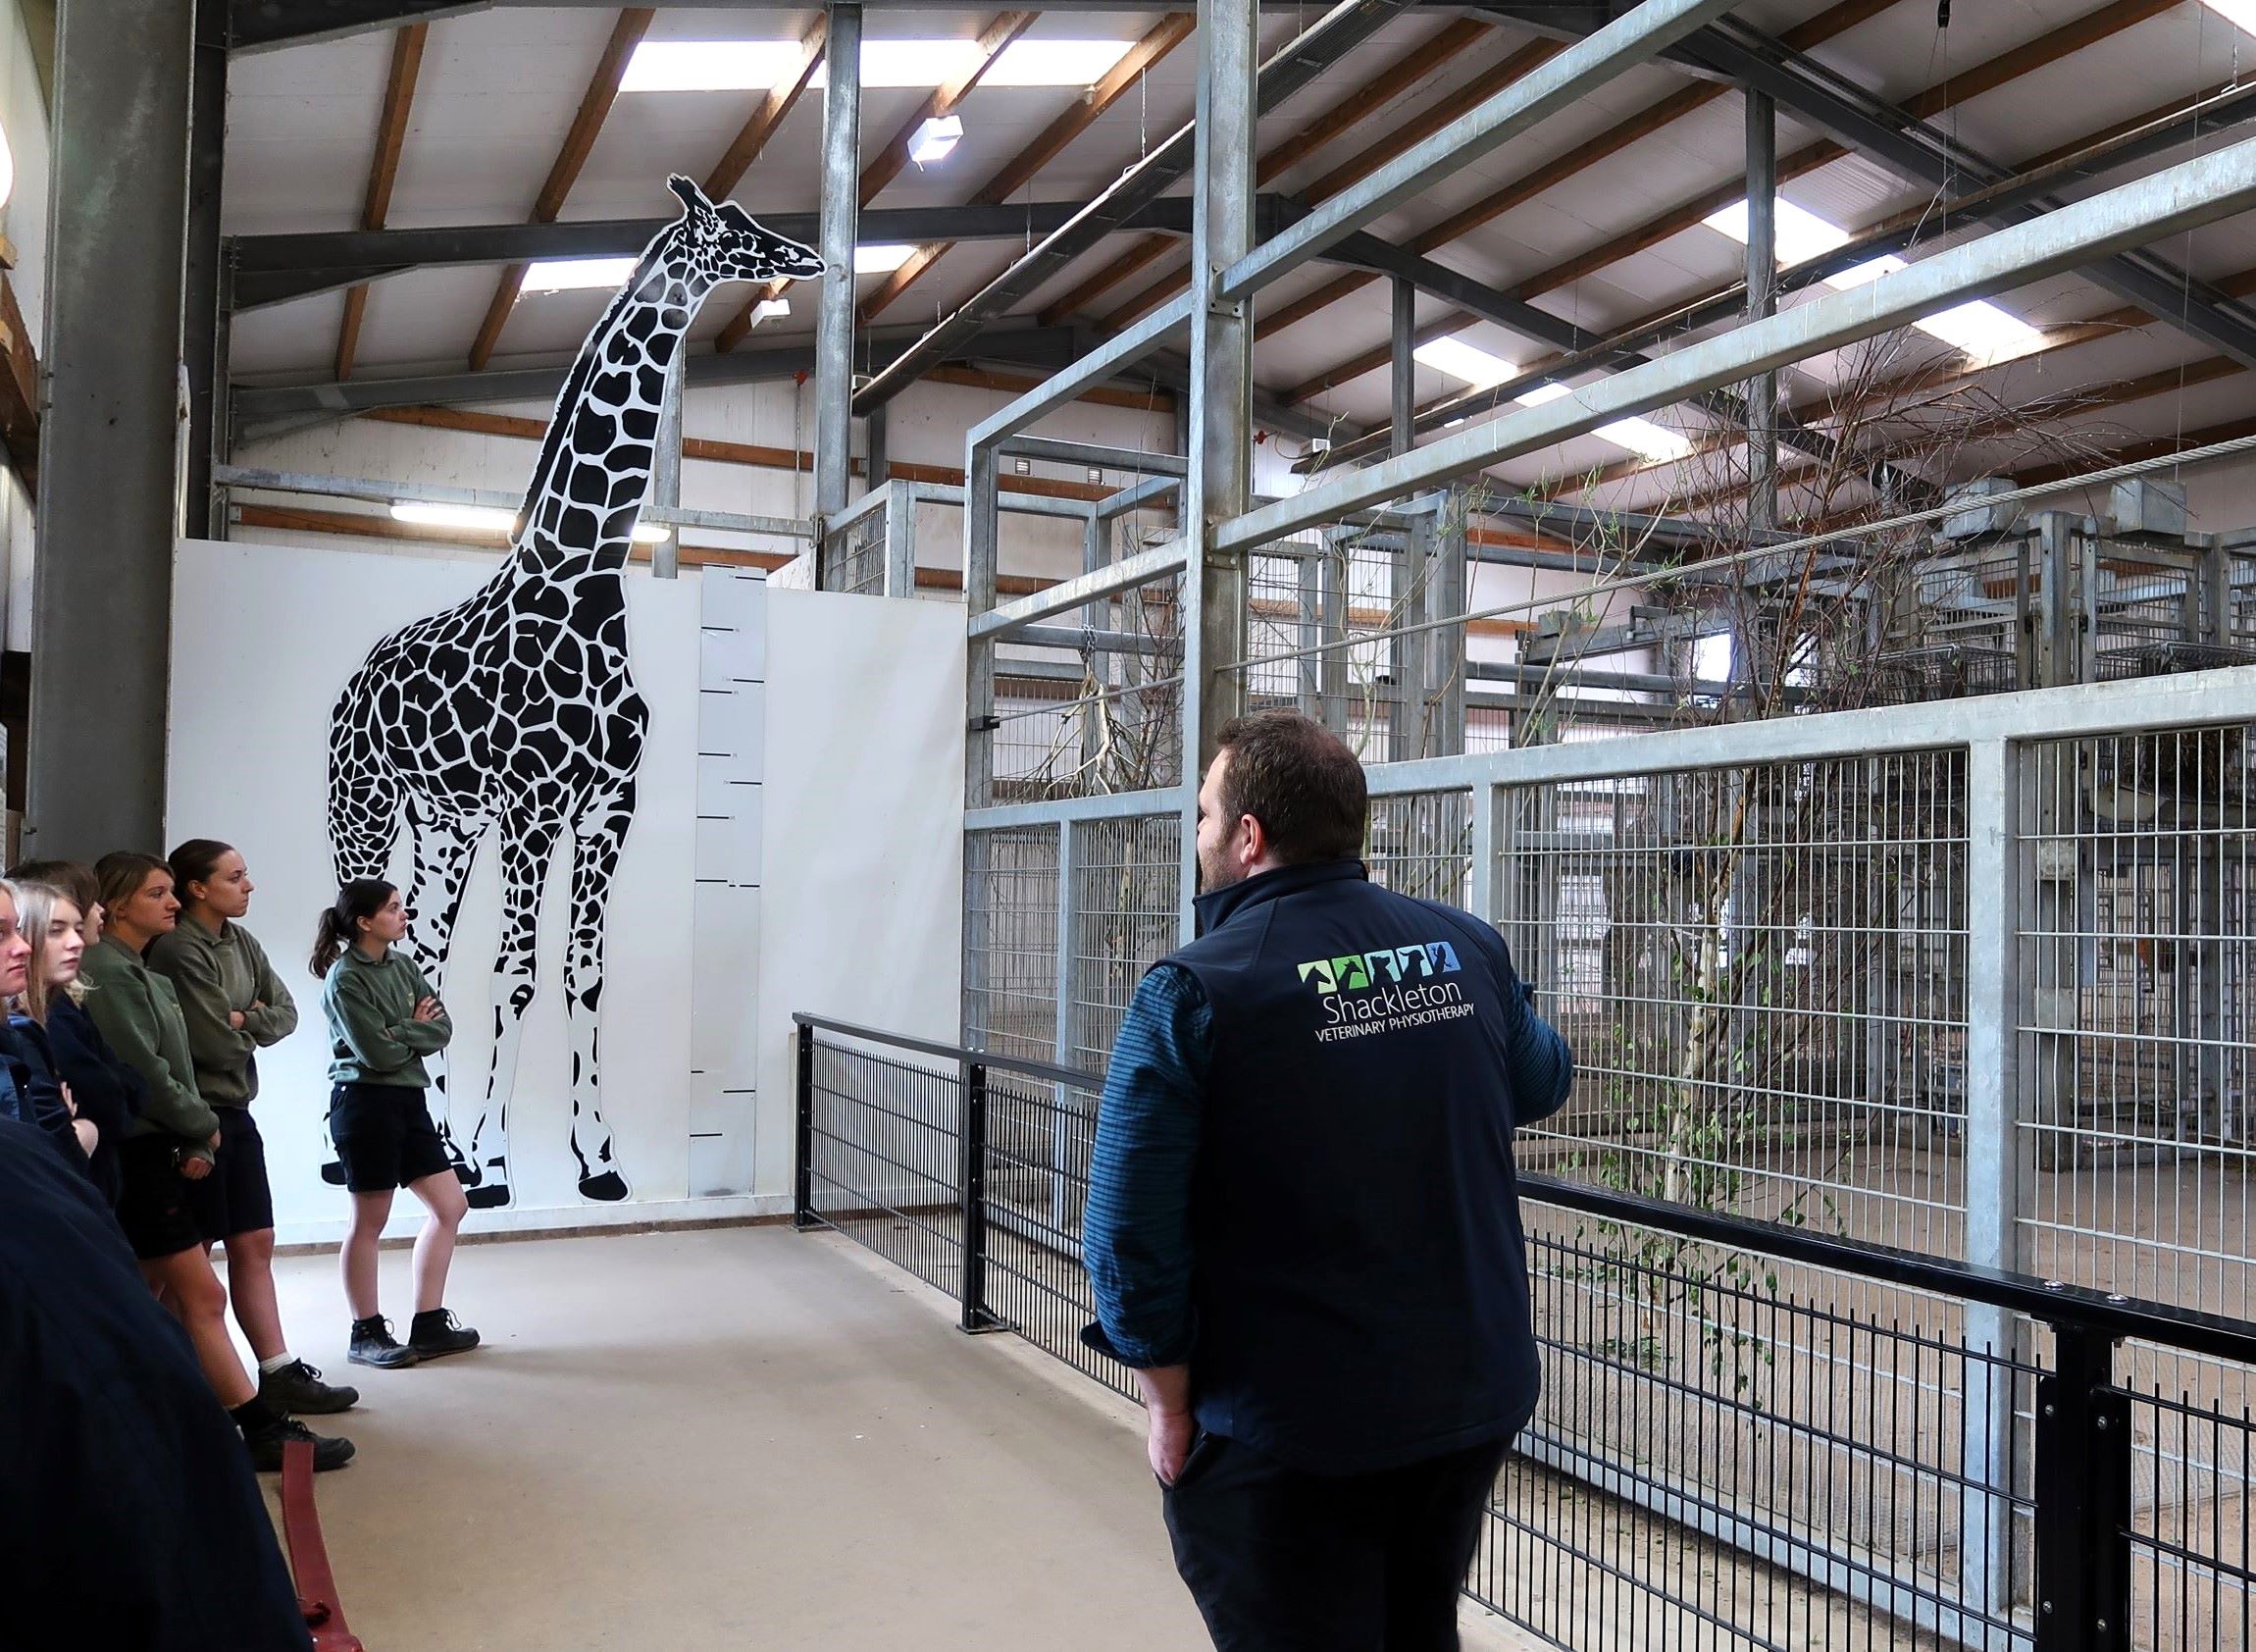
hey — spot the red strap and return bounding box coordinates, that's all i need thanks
[281,1438,366,1652]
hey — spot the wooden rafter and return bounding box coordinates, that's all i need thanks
[1100,16,1509,331]
[714,10,1038,350]
[858,12,1196,326]
[704,15,827,200]
[335,23,429,383]
[1278,0,2180,407]
[467,7,653,372]
[1055,22,1539,330]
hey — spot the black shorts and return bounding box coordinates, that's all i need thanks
[330,1083,452,1194]
[116,1136,212,1261]
[188,1107,275,1243]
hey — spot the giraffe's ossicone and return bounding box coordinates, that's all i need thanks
[326,178,822,1210]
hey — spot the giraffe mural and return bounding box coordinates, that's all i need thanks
[326,177,822,1209]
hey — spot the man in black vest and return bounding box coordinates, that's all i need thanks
[1083,710,1573,1650]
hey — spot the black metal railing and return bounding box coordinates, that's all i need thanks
[792,1013,2256,1652]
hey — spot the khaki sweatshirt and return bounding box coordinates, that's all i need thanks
[77,936,222,1158]
[322,946,452,1088]
[145,918,298,1109]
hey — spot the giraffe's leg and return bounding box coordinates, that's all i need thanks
[461,813,559,1211]
[397,800,483,1180]
[563,788,634,1203]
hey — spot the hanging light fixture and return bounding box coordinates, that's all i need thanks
[908,115,963,167]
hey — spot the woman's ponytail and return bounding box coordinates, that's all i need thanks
[311,879,396,978]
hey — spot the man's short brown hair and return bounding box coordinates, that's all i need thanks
[1213,710,1367,864]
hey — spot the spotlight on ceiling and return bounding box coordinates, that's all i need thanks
[909,114,964,167]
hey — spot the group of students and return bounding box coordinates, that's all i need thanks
[0,847,482,1473]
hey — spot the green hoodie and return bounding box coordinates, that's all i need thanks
[322,946,452,1088]
[144,918,298,1108]
[77,935,223,1158]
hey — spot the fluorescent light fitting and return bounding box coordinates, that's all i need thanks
[1413,336,1516,387]
[624,37,1134,93]
[391,501,516,533]
[909,114,964,167]
[520,257,639,294]
[1706,197,2045,366]
[854,243,915,274]
[754,297,792,321]
[631,523,672,544]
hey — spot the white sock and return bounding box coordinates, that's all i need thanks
[258,1351,299,1374]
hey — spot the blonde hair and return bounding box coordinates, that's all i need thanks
[14,880,87,1024]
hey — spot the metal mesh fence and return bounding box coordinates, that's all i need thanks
[1366,789,1473,907]
[1497,750,1973,1259]
[803,1041,964,1298]
[821,506,888,596]
[963,825,1059,1063]
[1489,1200,2037,1652]
[1068,814,1182,1072]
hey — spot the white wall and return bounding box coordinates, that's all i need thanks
[168,537,726,1242]
[754,587,965,1198]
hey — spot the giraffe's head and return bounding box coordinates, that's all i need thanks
[665,175,826,286]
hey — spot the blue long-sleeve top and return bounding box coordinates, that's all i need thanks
[1081,957,1576,1371]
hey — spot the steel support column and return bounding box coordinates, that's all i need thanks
[813,2,862,541]
[29,0,195,856]
[1391,276,1415,460]
[1181,0,1259,930]
[650,350,684,580]
[1744,87,1777,542]
[183,0,229,542]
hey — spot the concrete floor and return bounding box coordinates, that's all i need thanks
[260,1224,1215,1651]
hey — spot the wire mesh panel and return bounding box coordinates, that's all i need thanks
[821,507,888,596]
[803,1040,963,1299]
[1069,814,1183,1071]
[1498,750,1972,1258]
[1486,1201,2036,1652]
[963,825,1058,1063]
[2016,724,2256,1310]
[1366,790,1473,906]
[2113,1368,2256,1651]
[981,1066,1134,1401]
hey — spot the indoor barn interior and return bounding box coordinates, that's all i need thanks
[7,0,2256,1648]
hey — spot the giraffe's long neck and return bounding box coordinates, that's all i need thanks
[507,246,705,585]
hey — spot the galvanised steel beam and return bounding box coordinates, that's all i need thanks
[228,199,1230,310]
[853,0,1420,413]
[1216,0,1740,302]
[814,2,862,530]
[1681,17,2256,371]
[1219,132,2256,552]
[231,323,1087,439]
[970,540,1189,639]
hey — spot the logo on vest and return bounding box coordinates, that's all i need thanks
[1296,942,1473,1042]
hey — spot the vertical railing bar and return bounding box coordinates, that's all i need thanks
[794,1019,817,1229]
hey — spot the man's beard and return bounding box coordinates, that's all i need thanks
[1196,845,1248,896]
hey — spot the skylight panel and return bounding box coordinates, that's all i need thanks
[1414,352,1691,461]
[520,257,640,293]
[2202,0,2256,36]
[1706,198,2046,366]
[624,37,1136,93]
[854,244,916,274]
[1412,336,1514,387]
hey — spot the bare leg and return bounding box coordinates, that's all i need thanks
[221,1227,287,1364]
[407,1170,468,1313]
[341,1190,395,1322]
[141,1248,255,1408]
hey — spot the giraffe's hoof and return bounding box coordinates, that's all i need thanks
[579,1170,631,1203]
[465,1181,513,1211]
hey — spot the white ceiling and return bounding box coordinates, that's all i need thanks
[223,0,2256,509]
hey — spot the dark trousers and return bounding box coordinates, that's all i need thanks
[1161,1432,1512,1652]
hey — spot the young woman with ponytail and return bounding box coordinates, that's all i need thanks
[314,879,478,1369]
